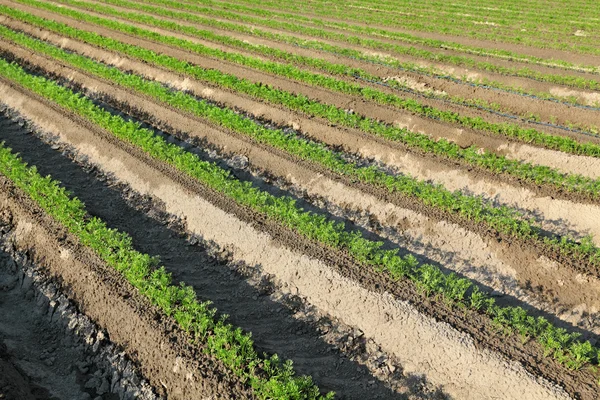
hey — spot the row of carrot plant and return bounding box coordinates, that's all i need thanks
[0,119,330,400]
[134,0,599,74]
[53,0,600,92]
[4,3,600,160]
[208,0,600,55]
[0,55,597,372]
[3,23,600,272]
[96,0,600,124]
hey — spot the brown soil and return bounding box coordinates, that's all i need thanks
[0,159,252,398]
[0,59,595,400]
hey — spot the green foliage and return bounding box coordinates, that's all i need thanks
[1,57,597,372]
[2,22,600,272]
[5,0,600,155]
[127,0,599,73]
[55,0,600,90]
[202,0,600,58]
[0,89,329,400]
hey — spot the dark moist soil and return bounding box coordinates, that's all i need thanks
[0,206,158,399]
[0,175,253,398]
[1,71,599,399]
[0,112,427,398]
[0,248,154,400]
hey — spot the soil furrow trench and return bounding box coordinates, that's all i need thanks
[0,77,584,400]
[3,4,600,177]
[0,178,253,400]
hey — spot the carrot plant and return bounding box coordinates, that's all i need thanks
[54,0,600,91]
[205,0,600,56]
[121,0,600,74]
[11,0,600,139]
[4,4,600,156]
[2,24,600,269]
[6,24,600,266]
[0,56,598,371]
[97,0,600,127]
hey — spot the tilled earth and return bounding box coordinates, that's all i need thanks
[0,0,599,398]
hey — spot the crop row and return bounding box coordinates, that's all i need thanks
[0,109,329,400]
[316,0,600,39]
[99,0,600,123]
[245,0,600,32]
[112,0,600,132]
[4,10,600,203]
[326,0,598,21]
[6,2,600,159]
[59,0,600,92]
[27,0,600,139]
[136,0,598,74]
[213,0,600,55]
[184,0,600,108]
[1,55,598,373]
[4,22,600,268]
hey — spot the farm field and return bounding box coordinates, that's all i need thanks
[0,0,599,398]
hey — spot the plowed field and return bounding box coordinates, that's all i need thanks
[1,0,599,398]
